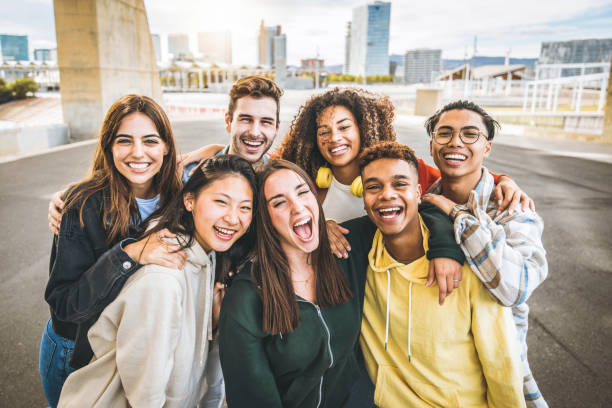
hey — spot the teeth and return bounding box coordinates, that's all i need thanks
[293,217,311,227]
[128,163,149,169]
[444,154,466,160]
[243,140,263,146]
[331,145,348,153]
[379,207,400,213]
[214,226,235,235]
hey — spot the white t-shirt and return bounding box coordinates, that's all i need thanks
[321,175,367,223]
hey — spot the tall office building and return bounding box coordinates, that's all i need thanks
[539,38,612,76]
[151,34,161,62]
[33,48,57,62]
[168,33,190,60]
[0,34,29,62]
[343,22,351,75]
[404,48,442,84]
[348,1,391,77]
[198,31,232,64]
[258,21,286,67]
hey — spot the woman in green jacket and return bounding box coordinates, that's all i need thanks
[218,159,462,408]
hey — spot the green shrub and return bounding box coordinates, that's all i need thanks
[10,78,39,99]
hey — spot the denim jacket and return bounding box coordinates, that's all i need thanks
[45,187,142,369]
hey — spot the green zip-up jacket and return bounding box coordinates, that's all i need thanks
[218,204,463,408]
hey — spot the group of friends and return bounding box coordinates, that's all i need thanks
[40,75,548,407]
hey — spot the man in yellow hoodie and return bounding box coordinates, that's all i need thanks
[358,141,525,408]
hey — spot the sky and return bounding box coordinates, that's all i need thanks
[2,0,612,65]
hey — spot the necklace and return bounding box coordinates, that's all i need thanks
[291,271,314,285]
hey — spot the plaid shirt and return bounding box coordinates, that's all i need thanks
[427,167,549,407]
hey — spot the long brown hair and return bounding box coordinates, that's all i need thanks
[62,94,182,246]
[277,87,396,180]
[253,159,352,335]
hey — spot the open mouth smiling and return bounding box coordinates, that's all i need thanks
[442,152,467,164]
[241,137,265,150]
[377,206,402,220]
[292,216,314,241]
[329,144,349,156]
[213,225,237,241]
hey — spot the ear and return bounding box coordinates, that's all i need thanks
[429,139,434,157]
[225,112,232,133]
[483,139,492,158]
[163,142,169,156]
[183,192,194,212]
[417,183,422,204]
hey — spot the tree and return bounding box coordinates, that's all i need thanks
[10,78,38,99]
[0,78,11,104]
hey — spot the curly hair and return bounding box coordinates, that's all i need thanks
[359,141,419,174]
[277,87,396,180]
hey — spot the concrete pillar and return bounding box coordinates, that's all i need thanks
[54,0,161,141]
[414,89,442,116]
[602,58,612,143]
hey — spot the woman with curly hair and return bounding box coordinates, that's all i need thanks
[276,88,524,260]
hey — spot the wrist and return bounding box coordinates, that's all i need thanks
[449,204,469,221]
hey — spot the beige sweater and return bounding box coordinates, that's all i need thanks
[58,237,218,408]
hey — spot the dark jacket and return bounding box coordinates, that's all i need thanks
[45,188,142,369]
[218,204,463,408]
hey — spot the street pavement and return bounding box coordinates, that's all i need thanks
[1,113,611,407]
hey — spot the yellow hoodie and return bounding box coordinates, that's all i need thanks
[360,216,525,408]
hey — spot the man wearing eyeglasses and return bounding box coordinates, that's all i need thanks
[421,100,549,408]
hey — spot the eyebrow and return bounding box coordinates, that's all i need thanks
[436,125,480,131]
[237,113,275,122]
[266,182,308,202]
[364,174,411,183]
[317,117,352,130]
[213,192,253,202]
[115,133,160,138]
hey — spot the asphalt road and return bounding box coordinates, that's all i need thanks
[1,114,611,407]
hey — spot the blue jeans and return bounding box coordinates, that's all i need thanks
[39,319,75,408]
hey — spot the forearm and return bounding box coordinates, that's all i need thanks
[45,238,141,323]
[455,210,547,306]
[419,202,465,264]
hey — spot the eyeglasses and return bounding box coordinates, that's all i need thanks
[431,127,486,145]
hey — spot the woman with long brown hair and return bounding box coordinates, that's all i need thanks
[218,159,360,407]
[58,155,257,408]
[40,95,185,407]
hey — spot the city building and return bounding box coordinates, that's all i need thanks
[168,33,191,60]
[348,1,391,77]
[257,21,286,67]
[404,48,442,84]
[151,34,161,62]
[539,38,612,76]
[0,34,29,62]
[33,48,57,63]
[344,22,351,75]
[197,31,232,64]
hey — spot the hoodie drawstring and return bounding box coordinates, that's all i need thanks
[408,281,412,363]
[384,269,390,350]
[384,269,413,363]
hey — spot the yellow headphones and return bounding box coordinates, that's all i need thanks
[315,167,363,198]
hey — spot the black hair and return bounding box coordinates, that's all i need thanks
[424,100,500,140]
